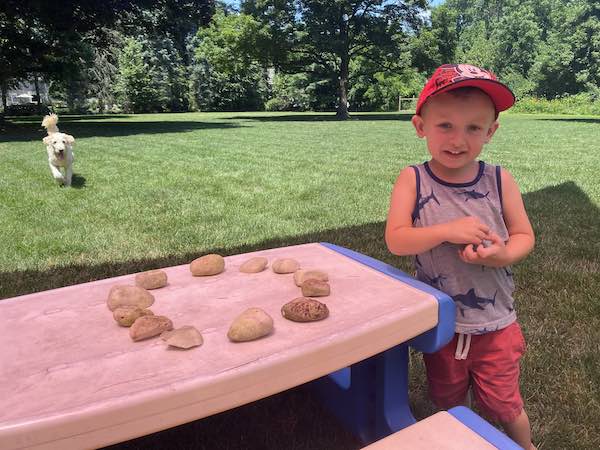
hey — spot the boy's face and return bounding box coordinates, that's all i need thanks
[411,90,499,171]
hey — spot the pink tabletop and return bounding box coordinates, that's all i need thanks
[0,243,438,450]
[361,412,497,450]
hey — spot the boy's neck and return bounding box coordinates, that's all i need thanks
[427,159,481,184]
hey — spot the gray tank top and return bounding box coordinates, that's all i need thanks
[412,161,516,334]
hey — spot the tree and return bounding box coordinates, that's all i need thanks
[0,0,215,112]
[243,0,427,119]
[116,38,164,113]
[190,11,269,111]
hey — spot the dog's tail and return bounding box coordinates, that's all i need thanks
[42,114,59,135]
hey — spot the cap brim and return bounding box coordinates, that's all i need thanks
[432,78,515,113]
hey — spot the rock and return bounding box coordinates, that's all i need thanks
[190,254,225,276]
[129,315,173,341]
[272,258,300,274]
[281,297,329,322]
[227,307,274,342]
[301,279,330,297]
[239,257,268,273]
[107,285,155,311]
[135,269,168,290]
[293,269,329,287]
[161,326,203,349]
[113,306,154,327]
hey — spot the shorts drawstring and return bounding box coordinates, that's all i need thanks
[454,333,472,360]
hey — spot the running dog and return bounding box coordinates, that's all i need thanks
[42,114,75,187]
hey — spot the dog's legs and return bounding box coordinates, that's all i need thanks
[65,165,73,187]
[49,162,65,185]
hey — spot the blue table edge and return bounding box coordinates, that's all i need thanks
[449,406,524,449]
[319,242,455,353]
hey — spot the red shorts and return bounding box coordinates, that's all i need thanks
[423,322,526,424]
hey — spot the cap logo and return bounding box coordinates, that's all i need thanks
[432,64,496,90]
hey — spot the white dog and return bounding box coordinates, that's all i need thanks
[42,114,75,187]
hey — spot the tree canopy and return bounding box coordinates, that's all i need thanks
[1,0,598,116]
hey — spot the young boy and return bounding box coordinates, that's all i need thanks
[385,64,536,449]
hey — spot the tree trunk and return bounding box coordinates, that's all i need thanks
[33,74,42,115]
[336,13,350,120]
[1,79,7,112]
[336,59,349,120]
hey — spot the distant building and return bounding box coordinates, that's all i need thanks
[6,80,50,105]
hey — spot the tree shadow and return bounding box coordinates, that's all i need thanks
[0,120,239,143]
[1,180,598,305]
[6,114,132,123]
[532,117,600,124]
[225,113,414,122]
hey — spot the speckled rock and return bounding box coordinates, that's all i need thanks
[281,297,329,322]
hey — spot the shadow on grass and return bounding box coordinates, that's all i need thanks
[70,174,86,188]
[2,181,597,301]
[225,113,414,122]
[0,221,392,300]
[0,119,239,143]
[1,182,599,450]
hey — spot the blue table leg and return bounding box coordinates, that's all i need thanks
[310,343,415,444]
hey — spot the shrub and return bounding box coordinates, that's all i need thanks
[512,93,600,115]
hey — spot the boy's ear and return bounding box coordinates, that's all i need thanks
[485,121,500,143]
[411,115,426,138]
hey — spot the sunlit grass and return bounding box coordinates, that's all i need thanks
[1,111,599,450]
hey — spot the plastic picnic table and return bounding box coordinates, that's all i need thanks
[0,242,454,449]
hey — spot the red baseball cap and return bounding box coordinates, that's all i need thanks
[415,64,515,115]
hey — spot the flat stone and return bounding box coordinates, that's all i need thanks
[161,326,203,349]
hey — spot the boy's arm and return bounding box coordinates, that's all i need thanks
[385,167,491,256]
[460,168,535,267]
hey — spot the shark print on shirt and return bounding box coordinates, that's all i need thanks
[453,289,497,316]
[456,189,490,201]
[412,189,440,222]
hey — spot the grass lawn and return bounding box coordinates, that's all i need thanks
[1,111,599,449]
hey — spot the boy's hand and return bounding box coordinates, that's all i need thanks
[444,216,491,246]
[458,232,507,267]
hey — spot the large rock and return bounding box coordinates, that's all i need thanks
[239,257,268,273]
[190,254,225,276]
[227,307,274,342]
[272,258,300,274]
[135,269,168,290]
[293,269,329,287]
[107,285,155,311]
[112,306,154,327]
[301,279,330,297]
[129,315,173,341]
